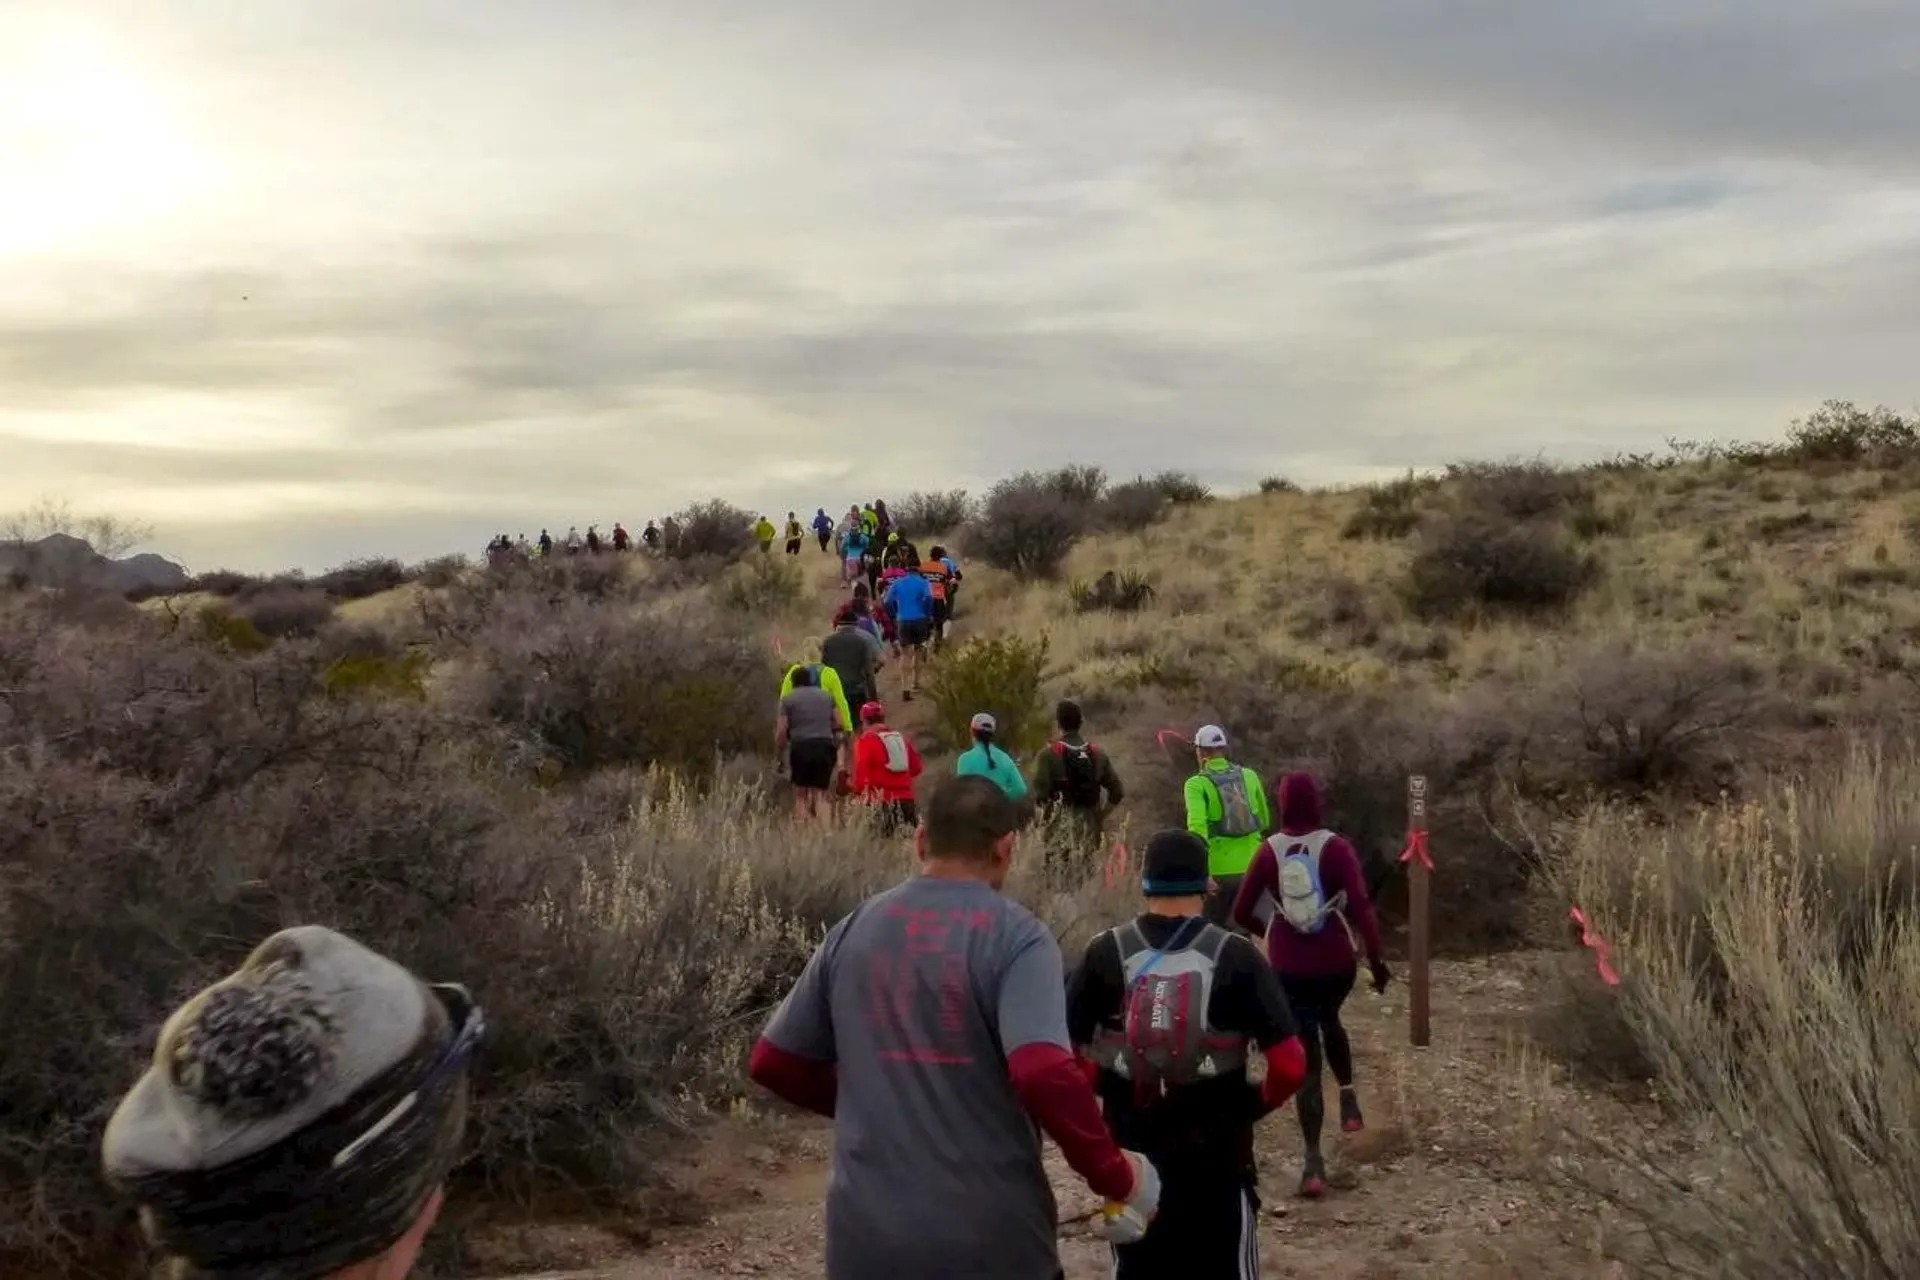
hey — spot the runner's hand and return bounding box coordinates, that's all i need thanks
[1096,1150,1161,1245]
[1369,957,1392,994]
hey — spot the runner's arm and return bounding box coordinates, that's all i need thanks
[1217,936,1308,1115]
[1230,843,1278,935]
[999,928,1136,1202]
[774,704,791,753]
[751,922,847,1117]
[1326,837,1386,965]
[1063,931,1121,1063]
[1183,774,1211,841]
[1098,749,1125,805]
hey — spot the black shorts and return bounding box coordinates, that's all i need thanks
[898,618,932,648]
[788,739,838,790]
[786,538,802,554]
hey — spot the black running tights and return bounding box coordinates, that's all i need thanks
[1279,968,1357,1151]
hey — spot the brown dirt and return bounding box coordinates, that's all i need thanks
[476,953,1647,1279]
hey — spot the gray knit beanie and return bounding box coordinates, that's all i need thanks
[102,926,481,1279]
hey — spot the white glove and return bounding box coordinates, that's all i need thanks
[1095,1150,1161,1245]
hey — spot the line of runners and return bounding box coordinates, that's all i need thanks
[481,498,913,566]
[751,732,1394,1278]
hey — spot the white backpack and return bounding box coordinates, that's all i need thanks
[877,730,910,773]
[1267,830,1349,936]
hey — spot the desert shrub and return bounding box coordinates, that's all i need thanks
[1150,470,1212,505]
[1533,743,1920,1275]
[414,553,470,589]
[1532,639,1769,797]
[455,595,773,777]
[195,605,272,653]
[1099,479,1170,533]
[967,474,1093,580]
[923,633,1051,753]
[1780,399,1918,464]
[1258,475,1300,494]
[1341,471,1433,540]
[1404,515,1598,619]
[1448,458,1596,522]
[313,556,410,601]
[321,649,430,700]
[236,584,336,639]
[892,489,975,536]
[669,499,755,561]
[717,553,805,614]
[1043,464,1108,506]
[190,568,267,598]
[1071,569,1156,613]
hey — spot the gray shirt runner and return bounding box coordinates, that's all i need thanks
[780,685,841,742]
[761,876,1071,1280]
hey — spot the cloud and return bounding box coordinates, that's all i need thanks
[1,2,1916,571]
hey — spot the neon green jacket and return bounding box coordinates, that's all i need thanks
[1184,757,1272,877]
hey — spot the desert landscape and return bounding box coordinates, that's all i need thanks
[7,402,1920,1277]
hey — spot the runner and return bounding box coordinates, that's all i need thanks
[813,507,835,552]
[780,652,854,740]
[785,511,805,555]
[927,544,962,619]
[661,515,681,554]
[777,665,849,820]
[850,700,923,834]
[841,522,870,587]
[612,522,631,552]
[103,926,480,1280]
[538,529,553,557]
[917,558,952,651]
[872,498,893,542]
[860,504,879,539]
[1068,830,1308,1279]
[565,526,582,554]
[585,525,602,554]
[1183,725,1272,930]
[838,589,883,644]
[882,564,937,701]
[1231,771,1391,1200]
[955,711,1031,802]
[748,774,1163,1280]
[754,514,778,554]
[1030,698,1125,864]
[823,606,886,712]
[642,520,660,552]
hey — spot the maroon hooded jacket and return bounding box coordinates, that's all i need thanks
[1231,772,1384,977]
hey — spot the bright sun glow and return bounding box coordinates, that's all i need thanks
[0,14,208,258]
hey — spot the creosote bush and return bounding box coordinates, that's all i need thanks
[1341,472,1434,540]
[1404,514,1598,619]
[891,489,975,536]
[669,499,755,561]
[717,552,805,614]
[1099,479,1169,533]
[924,633,1051,753]
[237,585,337,639]
[966,474,1092,580]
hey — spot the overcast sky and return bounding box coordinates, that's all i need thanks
[3,2,1916,572]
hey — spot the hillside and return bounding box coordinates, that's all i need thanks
[7,401,1920,1279]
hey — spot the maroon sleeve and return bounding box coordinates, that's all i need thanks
[1327,837,1384,963]
[748,1037,838,1118]
[1231,842,1277,934]
[1261,1037,1309,1109]
[1007,1042,1134,1202]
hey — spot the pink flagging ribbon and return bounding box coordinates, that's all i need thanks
[1154,728,1191,760]
[1568,906,1622,987]
[1102,841,1129,889]
[771,633,786,658]
[1399,827,1433,872]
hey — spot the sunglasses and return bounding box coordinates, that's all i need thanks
[332,982,486,1170]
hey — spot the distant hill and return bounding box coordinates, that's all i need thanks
[0,533,189,594]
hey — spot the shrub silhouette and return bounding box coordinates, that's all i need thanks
[1448,458,1597,523]
[313,556,410,601]
[1405,514,1597,619]
[924,633,1051,753]
[670,499,755,561]
[195,605,273,653]
[237,585,336,639]
[718,554,805,614]
[1341,472,1435,540]
[1259,475,1300,494]
[1151,470,1212,505]
[1043,464,1108,506]
[1071,569,1156,613]
[966,474,1092,580]
[892,489,976,536]
[1100,479,1169,532]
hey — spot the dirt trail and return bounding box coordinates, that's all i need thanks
[488,955,1640,1279]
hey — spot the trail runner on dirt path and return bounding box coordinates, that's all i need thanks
[880,565,935,701]
[775,665,848,821]
[849,700,923,834]
[748,774,1162,1280]
[813,508,835,552]
[956,711,1031,802]
[1231,771,1392,1199]
[1183,725,1272,931]
[1031,698,1125,868]
[1067,829,1308,1278]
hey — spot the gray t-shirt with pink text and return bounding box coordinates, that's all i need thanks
[761,875,1070,1280]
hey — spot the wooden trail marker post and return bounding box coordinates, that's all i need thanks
[1403,774,1432,1048]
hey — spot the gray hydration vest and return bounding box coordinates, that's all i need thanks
[1088,919,1249,1097]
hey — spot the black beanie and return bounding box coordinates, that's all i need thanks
[1140,829,1211,897]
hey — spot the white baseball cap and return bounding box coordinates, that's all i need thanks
[1193,724,1229,749]
[970,712,997,734]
